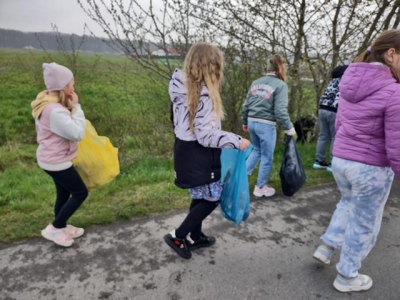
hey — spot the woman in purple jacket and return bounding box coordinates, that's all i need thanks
[313,29,400,292]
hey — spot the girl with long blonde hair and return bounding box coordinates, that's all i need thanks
[165,42,250,259]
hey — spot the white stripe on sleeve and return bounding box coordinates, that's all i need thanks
[49,105,86,141]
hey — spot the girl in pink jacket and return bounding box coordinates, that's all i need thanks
[31,63,87,247]
[313,29,400,292]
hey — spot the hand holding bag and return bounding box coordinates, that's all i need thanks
[73,120,119,190]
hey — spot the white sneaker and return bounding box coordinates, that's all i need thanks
[333,273,373,292]
[41,224,74,247]
[64,225,85,239]
[253,185,275,197]
[313,244,334,265]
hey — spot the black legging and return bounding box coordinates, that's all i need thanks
[44,166,88,228]
[175,199,219,241]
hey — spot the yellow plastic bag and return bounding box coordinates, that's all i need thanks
[73,120,119,190]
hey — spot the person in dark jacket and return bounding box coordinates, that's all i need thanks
[313,65,348,172]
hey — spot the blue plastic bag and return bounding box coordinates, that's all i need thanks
[220,146,252,225]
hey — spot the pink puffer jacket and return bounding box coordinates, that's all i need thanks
[333,62,400,177]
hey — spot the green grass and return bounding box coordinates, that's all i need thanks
[0,144,188,243]
[0,140,334,244]
[0,49,334,244]
[247,140,334,192]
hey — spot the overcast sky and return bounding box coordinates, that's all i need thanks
[0,0,158,37]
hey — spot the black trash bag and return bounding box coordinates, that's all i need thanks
[280,135,306,197]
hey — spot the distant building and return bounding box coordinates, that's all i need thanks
[151,49,167,56]
[167,47,178,55]
[150,47,180,57]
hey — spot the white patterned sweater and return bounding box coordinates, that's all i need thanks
[169,69,242,149]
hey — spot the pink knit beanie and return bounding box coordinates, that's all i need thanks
[43,63,73,91]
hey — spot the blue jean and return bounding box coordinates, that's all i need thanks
[246,121,276,188]
[316,109,336,162]
[321,157,394,278]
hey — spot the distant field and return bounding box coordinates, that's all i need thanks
[0,49,334,244]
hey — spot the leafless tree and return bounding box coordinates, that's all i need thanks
[77,0,208,79]
[186,0,400,117]
[302,0,400,110]
[78,0,400,122]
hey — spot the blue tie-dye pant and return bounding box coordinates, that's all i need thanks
[320,157,394,278]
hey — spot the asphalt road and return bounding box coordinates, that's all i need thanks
[1,182,399,300]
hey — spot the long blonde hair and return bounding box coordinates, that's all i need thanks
[49,90,73,112]
[355,29,400,82]
[183,42,224,131]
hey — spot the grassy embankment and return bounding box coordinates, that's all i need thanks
[0,49,334,244]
